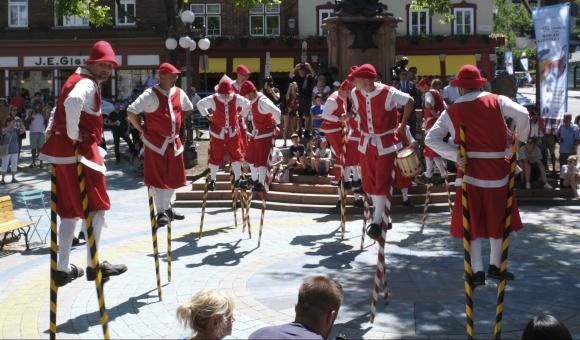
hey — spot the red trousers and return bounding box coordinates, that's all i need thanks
[209,135,243,166]
[395,166,412,189]
[325,131,344,180]
[144,146,186,189]
[55,163,110,219]
[344,139,360,166]
[246,136,273,167]
[360,146,396,195]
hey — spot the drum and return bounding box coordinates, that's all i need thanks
[396,147,422,177]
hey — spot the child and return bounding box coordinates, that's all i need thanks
[312,138,331,176]
[310,94,324,138]
[560,155,579,199]
[176,289,235,340]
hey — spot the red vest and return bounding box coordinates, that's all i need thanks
[210,94,240,139]
[40,71,104,171]
[321,92,345,133]
[354,85,401,155]
[142,86,183,156]
[423,89,445,130]
[448,93,510,183]
[251,94,277,138]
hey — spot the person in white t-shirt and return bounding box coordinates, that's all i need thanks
[26,103,48,167]
[560,155,579,199]
[311,138,332,176]
[443,77,460,105]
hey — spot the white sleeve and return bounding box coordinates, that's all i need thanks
[498,95,530,143]
[321,97,339,122]
[196,95,215,117]
[386,87,411,111]
[424,92,434,106]
[237,96,251,118]
[405,126,415,144]
[64,79,96,140]
[350,89,359,112]
[127,89,158,114]
[45,107,56,133]
[180,89,194,111]
[259,97,281,124]
[425,111,458,162]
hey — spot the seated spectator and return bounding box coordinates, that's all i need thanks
[560,155,579,199]
[249,276,343,340]
[287,133,306,171]
[521,314,572,340]
[176,289,235,340]
[310,94,325,138]
[518,139,553,189]
[268,146,284,185]
[557,113,580,166]
[311,139,331,176]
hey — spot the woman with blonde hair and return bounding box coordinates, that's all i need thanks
[284,82,299,146]
[176,289,235,340]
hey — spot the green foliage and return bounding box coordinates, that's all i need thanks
[183,0,280,9]
[492,0,532,49]
[410,0,454,23]
[53,0,111,27]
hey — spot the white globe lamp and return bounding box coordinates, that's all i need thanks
[165,38,178,50]
[198,38,211,51]
[189,39,197,51]
[180,10,195,24]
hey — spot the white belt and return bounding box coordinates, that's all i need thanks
[467,149,510,159]
[143,134,183,156]
[361,127,396,137]
[457,174,509,188]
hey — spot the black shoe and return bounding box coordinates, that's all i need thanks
[353,199,364,208]
[208,179,217,191]
[156,212,169,227]
[353,186,363,194]
[487,265,515,281]
[416,174,432,185]
[402,200,415,208]
[253,182,265,193]
[87,261,127,281]
[72,237,80,246]
[165,208,184,221]
[234,179,241,188]
[386,222,392,230]
[365,223,382,241]
[239,179,252,190]
[55,264,84,287]
[342,181,352,189]
[78,231,85,240]
[472,271,486,287]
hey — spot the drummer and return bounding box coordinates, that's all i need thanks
[395,117,419,207]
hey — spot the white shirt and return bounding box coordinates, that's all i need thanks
[29,111,46,133]
[351,83,411,113]
[196,93,250,119]
[127,85,193,114]
[443,85,460,104]
[321,93,343,122]
[64,67,100,140]
[425,91,530,162]
[424,91,435,107]
[270,147,283,165]
[251,93,281,124]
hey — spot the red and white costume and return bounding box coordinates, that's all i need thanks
[426,81,529,272]
[233,65,251,155]
[245,91,281,185]
[395,126,415,195]
[127,66,193,213]
[197,82,250,181]
[422,88,448,179]
[321,91,347,181]
[40,41,118,273]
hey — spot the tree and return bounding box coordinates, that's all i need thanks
[54,0,281,27]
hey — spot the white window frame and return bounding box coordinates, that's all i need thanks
[408,8,429,36]
[8,0,28,28]
[249,4,280,37]
[190,3,221,37]
[115,0,136,26]
[454,7,474,35]
[318,9,334,37]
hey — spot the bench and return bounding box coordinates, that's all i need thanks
[0,196,33,251]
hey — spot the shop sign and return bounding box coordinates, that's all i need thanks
[23,56,88,67]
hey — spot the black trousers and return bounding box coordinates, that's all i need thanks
[112,128,134,162]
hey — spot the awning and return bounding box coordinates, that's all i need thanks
[445,55,477,76]
[270,57,295,73]
[199,58,227,73]
[233,58,261,73]
[406,55,441,76]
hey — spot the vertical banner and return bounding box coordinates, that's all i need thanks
[505,51,514,75]
[533,3,570,133]
[265,52,271,78]
[520,58,532,84]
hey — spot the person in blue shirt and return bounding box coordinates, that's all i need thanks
[310,94,325,138]
[249,276,343,340]
[557,114,580,167]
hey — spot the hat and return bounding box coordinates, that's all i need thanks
[332,80,340,87]
[347,65,358,81]
[350,64,376,79]
[339,80,353,92]
[158,62,181,76]
[239,80,257,96]
[290,133,299,138]
[236,64,251,76]
[216,80,233,95]
[417,78,430,88]
[85,41,119,68]
[451,65,487,89]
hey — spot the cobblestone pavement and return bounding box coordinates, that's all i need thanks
[1,147,580,339]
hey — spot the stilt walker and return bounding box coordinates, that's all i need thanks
[425,65,529,337]
[147,188,162,299]
[339,124,347,236]
[198,143,212,239]
[127,62,192,290]
[40,41,127,339]
[197,79,251,227]
[350,64,415,322]
[258,140,276,247]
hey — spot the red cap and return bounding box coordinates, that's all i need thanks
[85,41,119,68]
[350,64,376,79]
[217,80,233,95]
[236,64,251,76]
[451,65,487,89]
[158,62,181,76]
[239,80,257,96]
[339,80,353,92]
[347,65,358,81]
[417,78,430,88]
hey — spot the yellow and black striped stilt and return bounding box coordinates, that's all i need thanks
[241,172,252,238]
[339,123,348,237]
[147,188,162,300]
[167,218,172,283]
[360,193,371,250]
[49,165,58,340]
[74,142,110,339]
[198,173,210,239]
[493,131,518,339]
[459,124,475,340]
[230,168,239,229]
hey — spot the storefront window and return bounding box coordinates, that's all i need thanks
[9,71,54,103]
[117,69,156,102]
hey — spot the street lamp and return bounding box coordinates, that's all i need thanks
[165,9,211,168]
